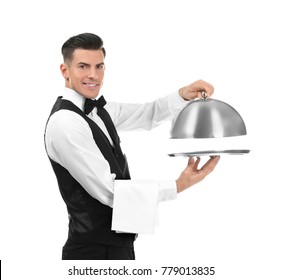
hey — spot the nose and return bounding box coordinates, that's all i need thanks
[88,67,98,79]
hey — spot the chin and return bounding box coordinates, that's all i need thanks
[81,90,100,99]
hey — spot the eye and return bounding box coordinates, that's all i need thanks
[97,64,105,69]
[79,64,87,69]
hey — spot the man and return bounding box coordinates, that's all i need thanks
[44,33,220,260]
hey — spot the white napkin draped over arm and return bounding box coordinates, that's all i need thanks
[112,180,176,234]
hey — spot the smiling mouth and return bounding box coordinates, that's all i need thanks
[83,82,99,88]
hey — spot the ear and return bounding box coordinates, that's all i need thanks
[60,63,70,80]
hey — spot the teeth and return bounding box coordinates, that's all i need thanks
[84,83,97,87]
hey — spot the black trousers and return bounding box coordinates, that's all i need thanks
[62,239,135,260]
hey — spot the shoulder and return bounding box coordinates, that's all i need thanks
[46,109,92,139]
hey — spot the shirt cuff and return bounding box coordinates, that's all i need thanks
[158,180,177,202]
[167,92,189,116]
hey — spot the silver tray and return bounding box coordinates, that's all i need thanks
[168,149,250,157]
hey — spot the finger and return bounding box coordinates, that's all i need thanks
[193,157,201,170]
[195,80,214,97]
[187,156,195,167]
[200,80,214,95]
[200,156,220,174]
[204,83,214,96]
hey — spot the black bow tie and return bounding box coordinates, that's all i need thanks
[84,95,107,115]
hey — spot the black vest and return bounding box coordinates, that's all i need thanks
[45,97,136,247]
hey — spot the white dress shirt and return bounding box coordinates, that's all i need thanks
[45,87,188,233]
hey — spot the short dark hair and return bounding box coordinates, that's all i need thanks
[61,33,106,63]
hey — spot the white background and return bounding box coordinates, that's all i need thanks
[1,0,281,279]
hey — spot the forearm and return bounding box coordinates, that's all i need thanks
[106,92,188,132]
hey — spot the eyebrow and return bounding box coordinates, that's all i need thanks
[96,62,105,68]
[77,62,105,67]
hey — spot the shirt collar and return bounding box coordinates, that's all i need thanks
[62,87,85,111]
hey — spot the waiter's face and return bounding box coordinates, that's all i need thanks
[60,49,105,99]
